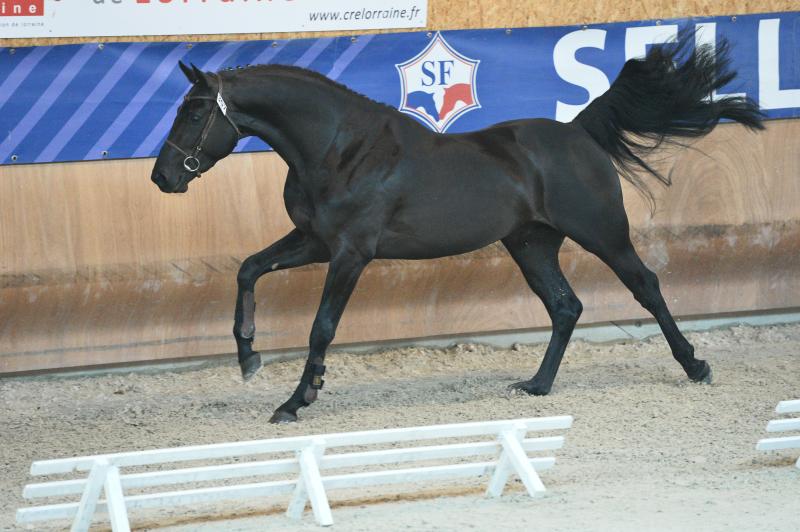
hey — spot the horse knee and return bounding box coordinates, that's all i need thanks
[236,257,260,289]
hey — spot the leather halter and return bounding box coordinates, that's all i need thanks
[165,73,241,175]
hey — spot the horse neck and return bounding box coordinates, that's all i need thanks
[227,73,351,175]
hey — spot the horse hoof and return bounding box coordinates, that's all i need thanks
[269,410,298,424]
[507,379,551,396]
[688,361,712,384]
[240,353,263,382]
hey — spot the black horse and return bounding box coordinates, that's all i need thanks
[151,34,763,423]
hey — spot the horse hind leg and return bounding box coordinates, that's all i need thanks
[502,222,583,395]
[593,240,711,383]
[554,198,711,384]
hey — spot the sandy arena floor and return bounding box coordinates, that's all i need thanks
[2,322,799,531]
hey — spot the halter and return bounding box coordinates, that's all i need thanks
[165,73,241,175]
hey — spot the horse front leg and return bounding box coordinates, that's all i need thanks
[234,229,327,380]
[270,246,370,423]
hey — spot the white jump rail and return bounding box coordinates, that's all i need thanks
[17,415,573,530]
[756,399,800,469]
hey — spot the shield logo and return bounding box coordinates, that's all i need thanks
[396,32,481,133]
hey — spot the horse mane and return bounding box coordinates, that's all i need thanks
[220,64,399,114]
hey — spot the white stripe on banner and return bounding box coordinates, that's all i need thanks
[36,44,148,163]
[0,47,51,114]
[0,45,96,163]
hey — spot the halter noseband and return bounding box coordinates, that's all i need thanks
[165,73,241,175]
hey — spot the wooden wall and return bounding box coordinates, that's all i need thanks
[1,1,798,373]
[1,119,798,373]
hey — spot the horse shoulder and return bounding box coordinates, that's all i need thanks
[331,116,405,188]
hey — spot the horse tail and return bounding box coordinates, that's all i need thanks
[574,31,764,206]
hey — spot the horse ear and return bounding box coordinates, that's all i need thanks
[191,63,211,89]
[179,61,197,84]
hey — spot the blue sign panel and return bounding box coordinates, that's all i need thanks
[0,11,798,165]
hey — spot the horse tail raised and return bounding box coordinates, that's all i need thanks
[574,32,764,205]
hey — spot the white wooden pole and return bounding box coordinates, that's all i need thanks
[497,429,546,497]
[766,418,800,432]
[30,416,573,475]
[756,435,800,451]
[486,423,528,498]
[286,478,307,520]
[19,416,573,528]
[776,400,800,414]
[17,458,559,524]
[103,466,131,532]
[70,458,109,532]
[300,439,333,526]
[23,438,565,499]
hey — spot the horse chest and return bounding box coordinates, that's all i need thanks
[283,173,316,233]
[284,171,376,239]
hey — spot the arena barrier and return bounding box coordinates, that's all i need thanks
[17,415,573,529]
[756,400,800,469]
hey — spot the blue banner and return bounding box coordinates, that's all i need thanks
[1,11,798,166]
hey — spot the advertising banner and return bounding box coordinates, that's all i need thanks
[0,11,798,166]
[0,0,428,39]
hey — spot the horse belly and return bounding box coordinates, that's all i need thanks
[376,182,525,260]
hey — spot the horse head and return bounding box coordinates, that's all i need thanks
[151,62,241,193]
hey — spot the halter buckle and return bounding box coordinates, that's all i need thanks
[183,155,201,173]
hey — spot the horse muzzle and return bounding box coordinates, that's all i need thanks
[151,170,190,193]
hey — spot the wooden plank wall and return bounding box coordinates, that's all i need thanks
[1,1,798,373]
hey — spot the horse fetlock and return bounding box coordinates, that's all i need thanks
[270,393,311,423]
